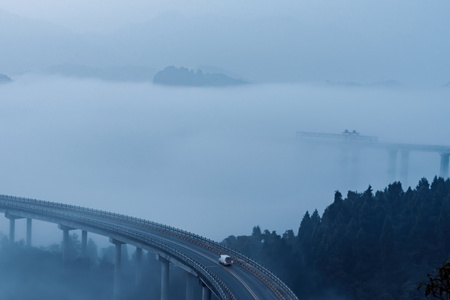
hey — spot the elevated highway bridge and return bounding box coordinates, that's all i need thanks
[0,194,298,300]
[297,130,450,184]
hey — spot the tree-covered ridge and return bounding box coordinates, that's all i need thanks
[153,66,247,86]
[222,177,450,300]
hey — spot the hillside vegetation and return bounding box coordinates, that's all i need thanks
[1,177,448,299]
[223,177,450,299]
[153,66,247,87]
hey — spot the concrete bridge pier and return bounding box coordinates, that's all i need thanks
[157,255,170,300]
[185,273,196,300]
[8,217,15,243]
[440,153,450,178]
[110,238,125,300]
[400,150,409,186]
[81,230,87,257]
[135,247,143,289]
[5,213,23,243]
[388,149,398,182]
[202,282,212,300]
[26,218,32,247]
[58,225,75,262]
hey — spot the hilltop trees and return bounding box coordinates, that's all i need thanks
[153,66,247,86]
[223,177,450,300]
[419,261,450,299]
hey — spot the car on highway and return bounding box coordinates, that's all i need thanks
[218,254,233,266]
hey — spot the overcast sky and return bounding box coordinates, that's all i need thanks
[0,0,301,32]
[1,0,449,33]
[2,0,448,84]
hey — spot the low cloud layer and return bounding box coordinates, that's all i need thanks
[0,77,448,241]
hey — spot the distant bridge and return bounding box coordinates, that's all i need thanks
[0,195,298,300]
[297,130,450,184]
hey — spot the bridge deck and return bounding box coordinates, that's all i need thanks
[0,195,298,300]
[297,131,450,153]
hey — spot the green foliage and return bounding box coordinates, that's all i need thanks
[223,177,450,300]
[419,261,450,299]
[153,66,247,86]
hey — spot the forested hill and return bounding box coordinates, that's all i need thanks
[153,66,247,87]
[222,177,450,300]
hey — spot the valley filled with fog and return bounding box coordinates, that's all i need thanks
[0,76,448,243]
[1,1,450,299]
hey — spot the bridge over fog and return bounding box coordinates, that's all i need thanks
[0,195,298,300]
[297,131,450,184]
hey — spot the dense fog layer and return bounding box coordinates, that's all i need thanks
[0,77,448,242]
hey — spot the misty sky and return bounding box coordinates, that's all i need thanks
[1,0,450,85]
[2,1,450,34]
[0,1,449,244]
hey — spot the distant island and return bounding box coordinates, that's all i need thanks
[153,66,247,87]
[0,73,12,84]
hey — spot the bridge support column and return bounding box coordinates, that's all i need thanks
[58,225,75,262]
[110,238,125,300]
[185,273,196,300]
[388,149,398,182]
[26,218,32,247]
[202,283,211,300]
[5,213,23,243]
[9,218,15,243]
[135,247,143,289]
[400,150,409,186]
[440,153,449,178]
[157,255,170,300]
[81,230,87,257]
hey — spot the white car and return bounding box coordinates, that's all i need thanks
[218,254,233,266]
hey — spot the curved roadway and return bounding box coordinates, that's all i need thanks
[0,195,298,300]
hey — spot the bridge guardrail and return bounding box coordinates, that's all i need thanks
[0,194,297,300]
[0,195,235,299]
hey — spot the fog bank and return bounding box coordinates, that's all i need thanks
[0,77,449,241]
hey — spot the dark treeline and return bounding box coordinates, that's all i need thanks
[0,234,203,299]
[153,66,247,86]
[1,177,449,299]
[222,177,450,300]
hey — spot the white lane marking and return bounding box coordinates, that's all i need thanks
[227,267,260,300]
[143,230,259,299]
